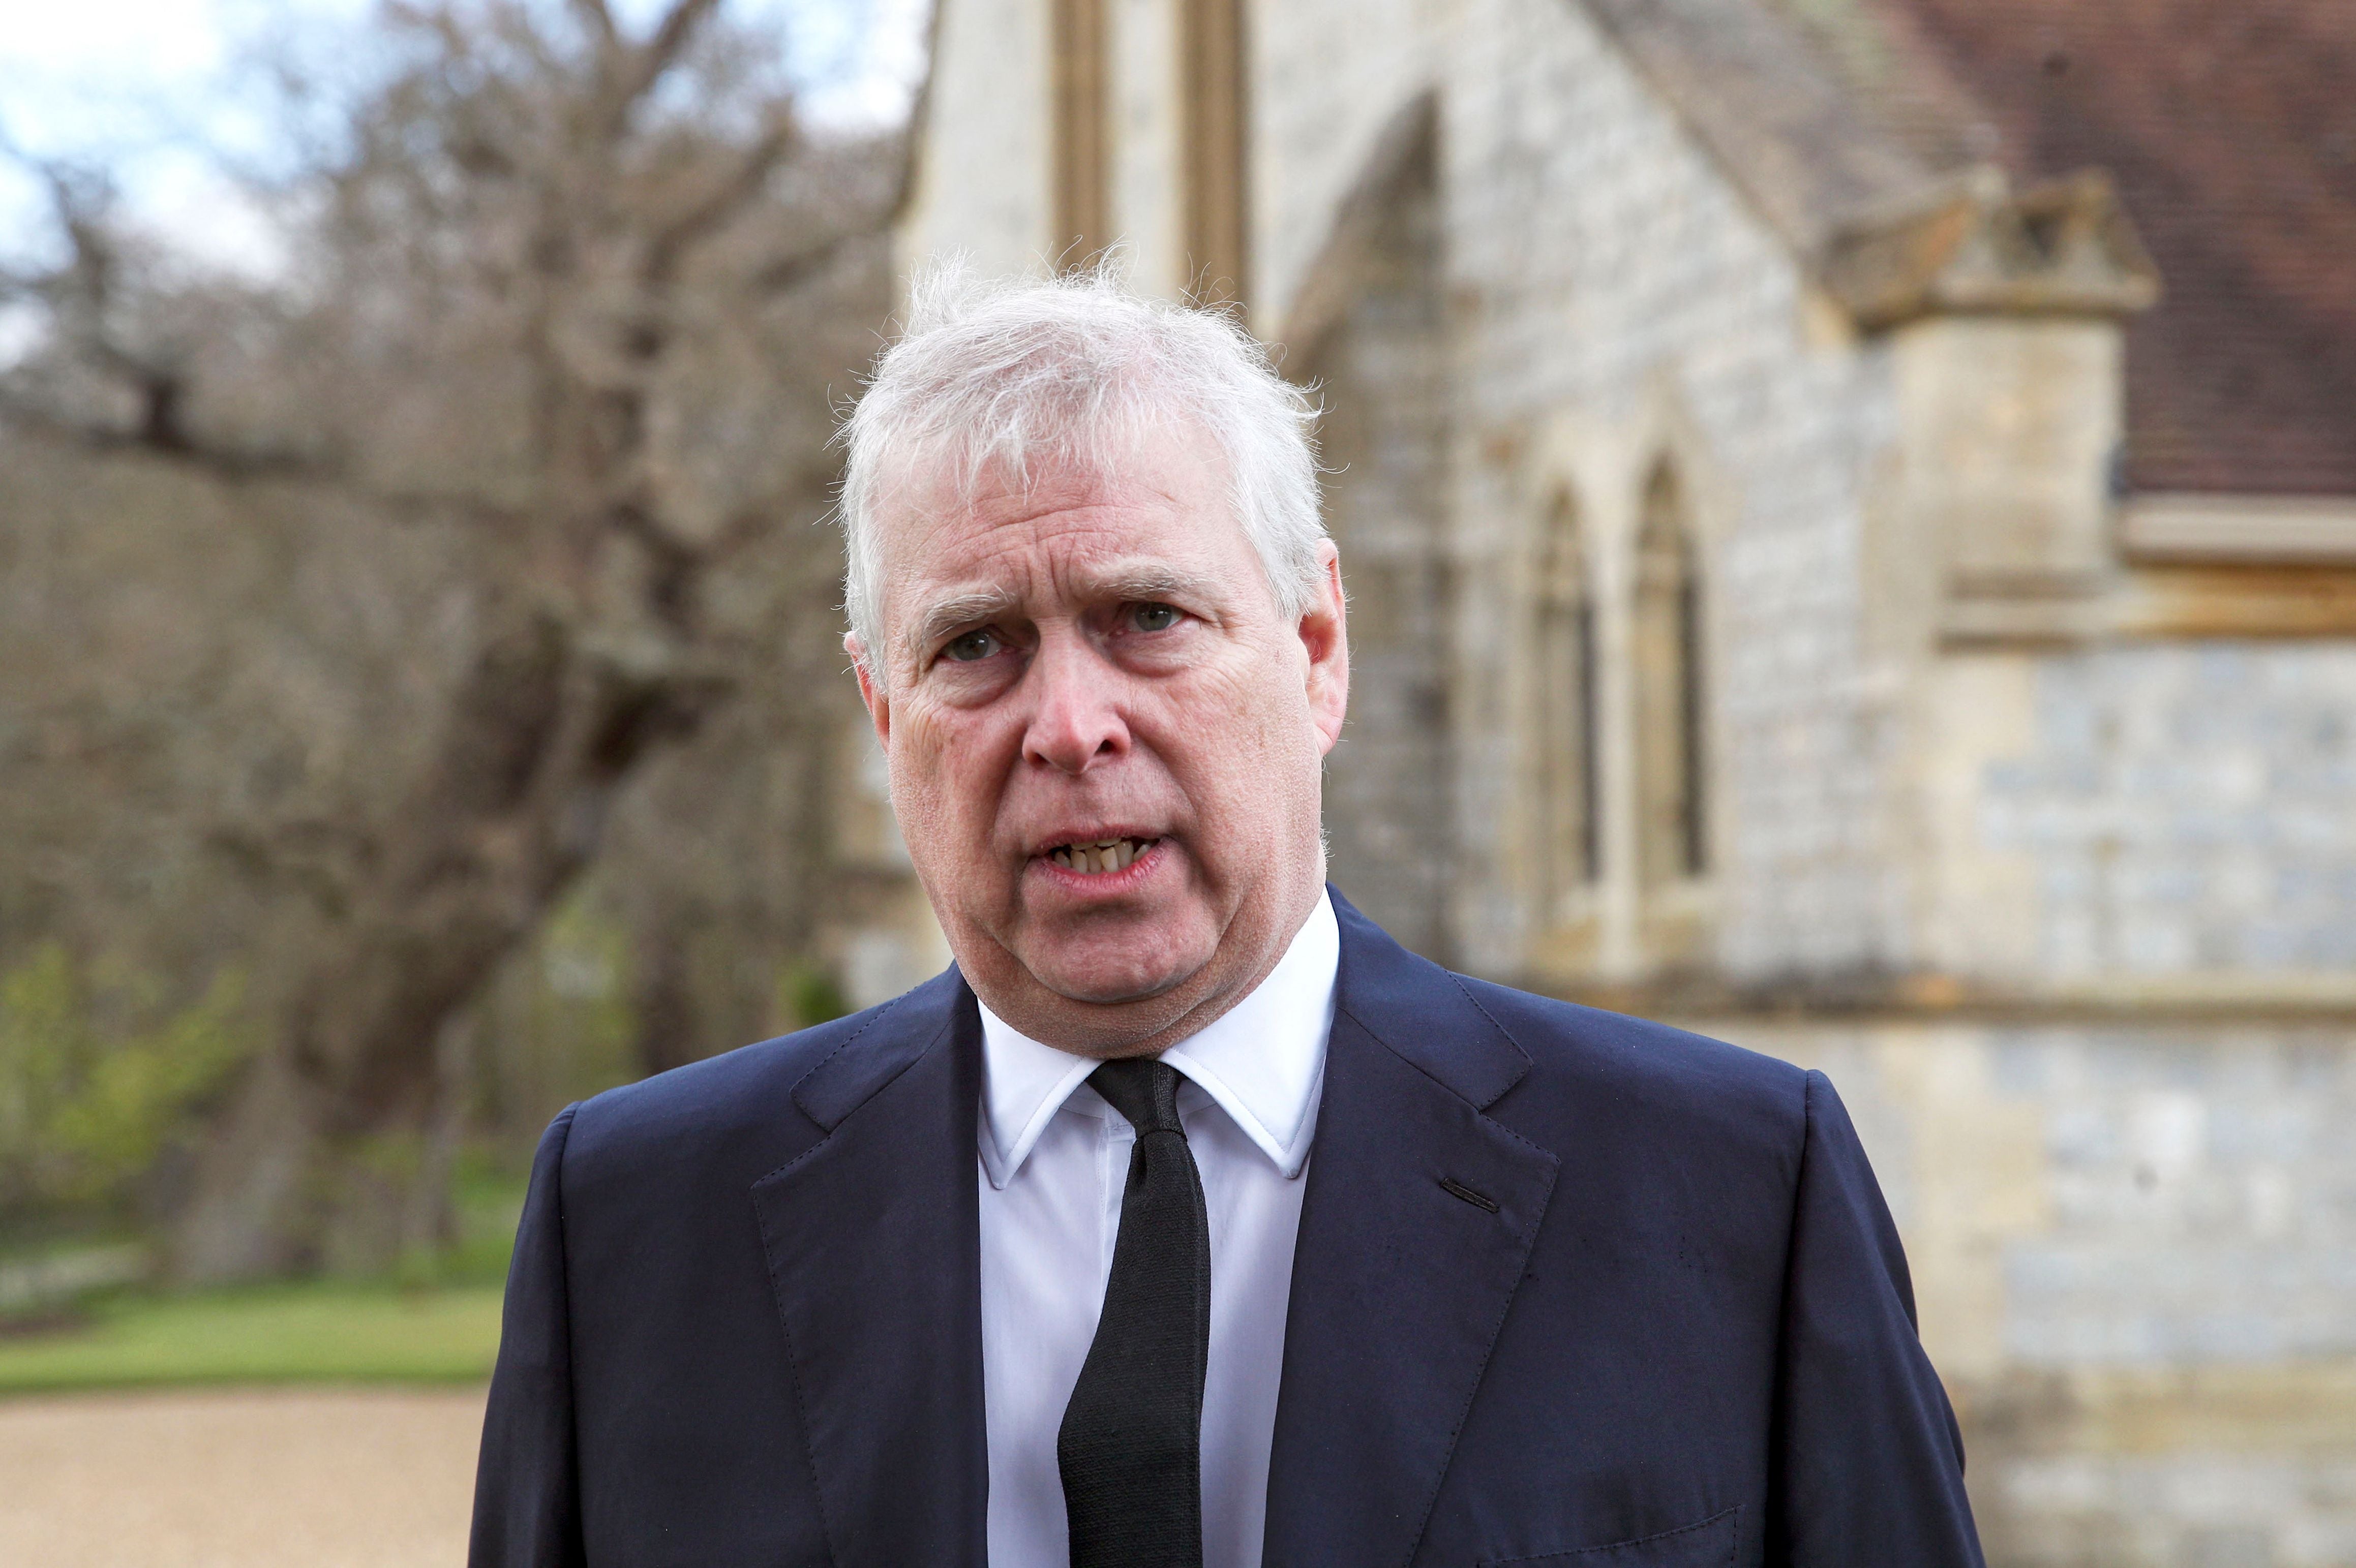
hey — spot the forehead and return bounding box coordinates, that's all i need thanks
[878,424,1252,602]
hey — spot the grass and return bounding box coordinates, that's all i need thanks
[0,1168,523,1397]
[0,1280,506,1395]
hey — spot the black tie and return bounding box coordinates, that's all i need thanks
[1058,1057,1211,1568]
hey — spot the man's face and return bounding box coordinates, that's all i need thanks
[851,423,1348,1057]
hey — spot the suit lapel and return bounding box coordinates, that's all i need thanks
[1263,896,1561,1568]
[750,971,988,1568]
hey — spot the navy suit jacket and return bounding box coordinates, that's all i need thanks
[471,891,1983,1566]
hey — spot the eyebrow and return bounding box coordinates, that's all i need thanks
[900,561,1229,662]
[907,587,1025,662]
[1080,561,1225,609]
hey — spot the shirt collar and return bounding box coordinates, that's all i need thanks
[976,890,1339,1189]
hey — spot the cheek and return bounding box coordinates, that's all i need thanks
[1151,657,1317,809]
[1206,652,1311,752]
[889,701,1010,844]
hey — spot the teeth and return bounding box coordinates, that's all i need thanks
[1048,837,1154,874]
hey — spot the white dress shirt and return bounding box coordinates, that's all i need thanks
[976,890,1339,1568]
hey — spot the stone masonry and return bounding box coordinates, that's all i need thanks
[894,0,2356,1559]
[1976,647,2356,980]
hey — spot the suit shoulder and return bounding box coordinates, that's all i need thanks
[1455,974,1808,1150]
[560,980,944,1181]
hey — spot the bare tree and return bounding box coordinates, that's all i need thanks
[0,0,906,1279]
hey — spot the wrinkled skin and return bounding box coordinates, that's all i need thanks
[849,425,1348,1058]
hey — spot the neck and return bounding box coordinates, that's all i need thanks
[972,876,1325,1060]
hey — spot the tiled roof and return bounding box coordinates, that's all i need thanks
[1578,0,1936,254]
[1849,0,2356,497]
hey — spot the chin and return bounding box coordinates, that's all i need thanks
[1021,927,1208,1008]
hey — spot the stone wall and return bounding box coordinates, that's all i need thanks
[1906,642,2356,995]
[896,0,1051,276]
[1971,644,2356,984]
[1428,0,1908,980]
[1731,1016,2356,1567]
[1249,0,1430,324]
[897,5,2356,1562]
[1291,122,1459,961]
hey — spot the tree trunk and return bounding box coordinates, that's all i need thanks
[167,607,710,1282]
[169,919,520,1280]
[631,922,701,1078]
[9,0,895,1285]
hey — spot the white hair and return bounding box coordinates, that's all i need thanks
[835,261,1325,659]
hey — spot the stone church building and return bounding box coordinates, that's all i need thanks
[854,0,2356,1559]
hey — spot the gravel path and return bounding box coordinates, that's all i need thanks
[0,1387,486,1567]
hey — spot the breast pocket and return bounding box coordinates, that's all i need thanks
[1481,1505,1739,1566]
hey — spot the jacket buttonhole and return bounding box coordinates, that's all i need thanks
[1439,1176,1500,1213]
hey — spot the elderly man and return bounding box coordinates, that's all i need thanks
[470,273,1983,1567]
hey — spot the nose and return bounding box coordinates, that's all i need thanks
[1020,631,1130,776]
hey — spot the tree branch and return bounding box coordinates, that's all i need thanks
[641,111,800,288]
[16,158,220,450]
[0,386,326,482]
[0,385,535,537]
[882,0,946,232]
[566,0,619,52]
[747,226,865,295]
[635,0,726,90]
[596,0,724,135]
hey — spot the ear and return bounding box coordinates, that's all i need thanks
[1298,541,1349,756]
[848,632,892,748]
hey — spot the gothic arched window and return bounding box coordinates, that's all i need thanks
[1533,487,1599,915]
[1633,462,1707,886]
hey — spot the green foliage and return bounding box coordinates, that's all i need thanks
[380,1156,526,1293]
[0,945,252,1223]
[481,894,641,1131]
[443,1160,528,1287]
[777,959,850,1032]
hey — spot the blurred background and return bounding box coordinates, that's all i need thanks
[0,1,2350,1564]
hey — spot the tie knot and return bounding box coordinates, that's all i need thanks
[1089,1057,1187,1139]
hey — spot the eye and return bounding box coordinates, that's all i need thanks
[943,628,1003,662]
[1128,602,1181,633]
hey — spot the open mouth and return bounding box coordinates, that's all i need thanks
[1044,837,1159,875]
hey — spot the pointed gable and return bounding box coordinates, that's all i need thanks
[1836,0,2356,496]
